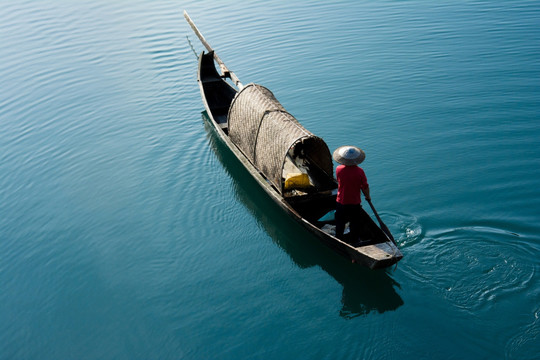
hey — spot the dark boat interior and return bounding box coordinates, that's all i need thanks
[199,51,236,133]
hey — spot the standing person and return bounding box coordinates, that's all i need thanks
[333,145,371,241]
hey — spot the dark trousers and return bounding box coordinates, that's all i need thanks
[335,202,362,240]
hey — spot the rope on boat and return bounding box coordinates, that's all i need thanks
[186,35,198,59]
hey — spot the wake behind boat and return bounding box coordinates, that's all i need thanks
[184,11,402,269]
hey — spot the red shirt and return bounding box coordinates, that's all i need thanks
[336,165,368,205]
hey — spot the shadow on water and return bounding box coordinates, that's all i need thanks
[201,112,404,317]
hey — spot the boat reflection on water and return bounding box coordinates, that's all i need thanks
[202,112,404,317]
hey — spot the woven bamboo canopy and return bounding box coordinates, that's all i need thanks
[228,83,333,193]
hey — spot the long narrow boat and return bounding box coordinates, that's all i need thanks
[184,11,402,269]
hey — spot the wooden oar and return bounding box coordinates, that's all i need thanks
[183,10,244,89]
[367,199,397,245]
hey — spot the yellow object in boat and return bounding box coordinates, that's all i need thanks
[284,173,311,190]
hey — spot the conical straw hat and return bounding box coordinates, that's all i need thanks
[332,145,366,165]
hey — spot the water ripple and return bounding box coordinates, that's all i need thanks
[406,226,537,316]
[506,304,540,359]
[383,212,424,248]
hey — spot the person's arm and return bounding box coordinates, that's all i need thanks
[362,186,371,201]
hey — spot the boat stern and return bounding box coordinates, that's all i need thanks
[351,241,403,269]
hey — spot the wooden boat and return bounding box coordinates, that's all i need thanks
[184,11,402,269]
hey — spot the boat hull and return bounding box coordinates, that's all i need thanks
[197,52,402,269]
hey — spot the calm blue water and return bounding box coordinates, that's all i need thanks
[1,1,539,359]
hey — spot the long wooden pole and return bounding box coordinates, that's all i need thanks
[183,10,244,89]
[367,199,397,245]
